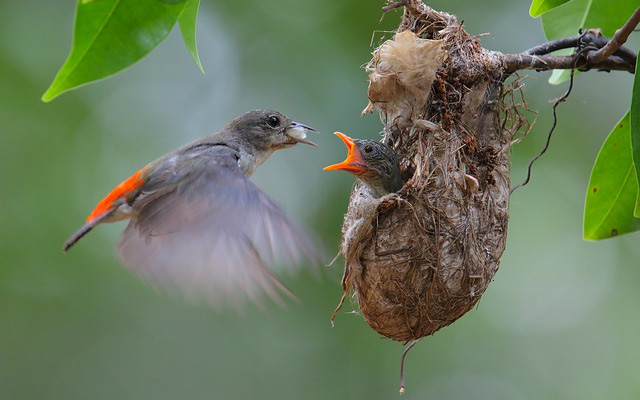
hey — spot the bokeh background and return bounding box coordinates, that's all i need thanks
[2,1,640,399]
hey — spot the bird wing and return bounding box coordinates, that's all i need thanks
[117,146,319,308]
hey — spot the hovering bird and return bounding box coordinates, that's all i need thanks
[323,132,403,197]
[64,109,319,307]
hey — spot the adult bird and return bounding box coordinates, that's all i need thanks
[323,132,403,197]
[64,109,319,308]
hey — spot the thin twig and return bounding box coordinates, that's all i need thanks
[525,34,582,55]
[382,0,407,13]
[588,6,640,63]
[510,46,595,194]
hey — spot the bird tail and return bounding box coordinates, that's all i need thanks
[63,208,115,252]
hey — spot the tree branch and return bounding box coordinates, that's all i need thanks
[503,53,634,74]
[524,30,636,62]
[524,34,582,56]
[504,29,636,74]
[588,6,640,63]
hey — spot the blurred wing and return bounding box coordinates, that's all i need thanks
[117,149,319,308]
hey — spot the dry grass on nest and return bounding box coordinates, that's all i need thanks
[333,3,531,342]
[500,74,537,149]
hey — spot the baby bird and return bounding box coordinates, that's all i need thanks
[323,132,403,197]
[323,131,404,323]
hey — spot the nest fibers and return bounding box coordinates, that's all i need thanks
[333,5,525,342]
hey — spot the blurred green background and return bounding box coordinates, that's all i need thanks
[2,1,640,399]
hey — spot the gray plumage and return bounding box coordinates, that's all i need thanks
[325,133,403,198]
[351,139,403,198]
[65,109,319,308]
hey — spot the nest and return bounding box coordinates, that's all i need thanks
[334,1,527,342]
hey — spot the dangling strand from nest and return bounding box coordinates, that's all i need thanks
[398,339,421,394]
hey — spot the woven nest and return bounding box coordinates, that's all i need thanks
[334,1,528,342]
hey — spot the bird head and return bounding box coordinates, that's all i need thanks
[324,132,404,198]
[226,109,317,154]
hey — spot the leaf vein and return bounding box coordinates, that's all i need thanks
[61,0,122,88]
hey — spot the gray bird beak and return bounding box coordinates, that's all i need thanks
[285,121,318,147]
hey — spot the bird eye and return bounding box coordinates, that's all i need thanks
[364,145,374,153]
[267,115,280,128]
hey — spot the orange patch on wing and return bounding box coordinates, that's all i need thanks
[86,168,147,223]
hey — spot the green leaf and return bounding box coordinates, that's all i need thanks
[540,0,640,85]
[631,50,640,216]
[583,112,640,240]
[530,0,571,17]
[178,0,204,74]
[42,0,188,102]
[548,68,573,85]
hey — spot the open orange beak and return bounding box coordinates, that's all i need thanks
[323,132,366,173]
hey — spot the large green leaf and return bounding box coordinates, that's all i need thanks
[540,0,640,85]
[530,0,571,17]
[178,0,204,74]
[584,112,640,240]
[42,0,189,102]
[631,51,640,216]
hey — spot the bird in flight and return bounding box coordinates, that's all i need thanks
[64,109,319,308]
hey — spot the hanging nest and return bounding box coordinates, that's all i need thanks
[334,0,529,342]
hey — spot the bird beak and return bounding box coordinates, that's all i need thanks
[323,132,367,173]
[285,121,318,146]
